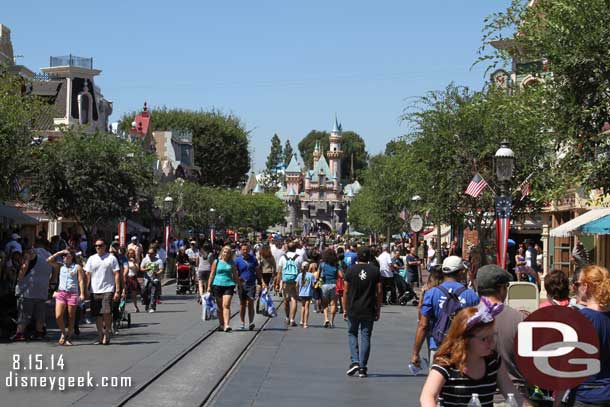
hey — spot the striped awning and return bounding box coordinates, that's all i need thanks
[549,208,610,237]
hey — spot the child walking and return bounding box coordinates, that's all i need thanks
[296,261,315,328]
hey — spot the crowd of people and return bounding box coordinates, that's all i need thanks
[1,229,608,406]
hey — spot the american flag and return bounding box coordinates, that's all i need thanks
[465,173,488,198]
[399,208,408,221]
[519,174,533,201]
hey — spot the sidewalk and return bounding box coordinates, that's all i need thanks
[208,302,427,407]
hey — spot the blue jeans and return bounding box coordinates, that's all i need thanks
[347,317,374,368]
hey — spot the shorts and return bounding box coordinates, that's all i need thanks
[212,285,235,298]
[126,276,140,293]
[17,298,46,326]
[298,296,312,302]
[261,273,273,286]
[55,290,79,306]
[239,283,257,301]
[91,292,113,316]
[196,269,210,282]
[282,282,298,300]
[321,284,337,302]
[406,270,419,286]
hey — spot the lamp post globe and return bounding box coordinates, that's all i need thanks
[494,140,515,183]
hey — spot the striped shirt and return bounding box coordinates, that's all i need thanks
[431,353,500,406]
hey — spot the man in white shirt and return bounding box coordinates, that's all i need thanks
[185,240,199,267]
[84,239,120,345]
[271,239,285,267]
[377,244,394,304]
[427,241,438,269]
[127,236,144,264]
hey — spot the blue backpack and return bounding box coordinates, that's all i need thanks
[282,253,299,283]
[431,285,467,346]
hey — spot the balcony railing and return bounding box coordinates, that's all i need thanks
[49,55,93,69]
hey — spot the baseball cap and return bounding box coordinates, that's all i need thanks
[11,233,20,240]
[476,264,512,292]
[114,235,119,240]
[442,256,466,274]
[131,236,137,241]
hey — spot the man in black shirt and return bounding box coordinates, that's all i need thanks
[342,247,382,378]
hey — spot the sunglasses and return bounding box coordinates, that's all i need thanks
[95,244,105,248]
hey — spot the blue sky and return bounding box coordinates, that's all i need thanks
[4,0,510,171]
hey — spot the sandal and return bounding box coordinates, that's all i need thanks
[58,335,65,346]
[324,320,330,328]
[102,335,110,345]
[249,323,255,331]
[64,338,73,346]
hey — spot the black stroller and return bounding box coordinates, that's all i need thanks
[393,272,419,306]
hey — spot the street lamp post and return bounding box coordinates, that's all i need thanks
[494,140,515,270]
[209,208,216,244]
[163,195,174,278]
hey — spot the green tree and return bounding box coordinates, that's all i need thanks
[283,139,293,166]
[298,130,368,182]
[119,108,250,187]
[479,0,610,191]
[29,131,154,242]
[265,133,283,171]
[400,84,553,263]
[0,69,50,201]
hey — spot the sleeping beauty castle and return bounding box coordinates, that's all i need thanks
[272,118,361,235]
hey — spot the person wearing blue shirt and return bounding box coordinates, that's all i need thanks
[411,256,479,369]
[235,243,262,330]
[344,244,358,268]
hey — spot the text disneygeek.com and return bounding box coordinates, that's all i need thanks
[3,354,132,391]
[4,371,132,391]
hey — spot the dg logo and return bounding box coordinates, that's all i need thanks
[515,306,600,390]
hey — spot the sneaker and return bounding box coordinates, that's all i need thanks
[240,323,246,330]
[290,320,297,327]
[358,368,368,378]
[148,309,155,313]
[11,332,26,342]
[346,362,360,376]
[324,320,330,328]
[249,323,255,331]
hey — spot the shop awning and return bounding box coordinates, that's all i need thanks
[581,214,610,235]
[549,208,610,237]
[0,205,39,225]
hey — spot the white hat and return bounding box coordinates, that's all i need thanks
[10,233,20,240]
[131,236,137,241]
[442,256,466,274]
[114,235,119,240]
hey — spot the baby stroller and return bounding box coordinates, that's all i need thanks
[394,271,419,306]
[176,263,195,294]
[112,298,131,334]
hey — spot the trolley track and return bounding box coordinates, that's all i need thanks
[116,299,282,407]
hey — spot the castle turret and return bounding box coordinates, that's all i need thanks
[327,116,343,181]
[313,140,321,167]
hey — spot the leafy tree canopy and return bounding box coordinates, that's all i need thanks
[479,0,610,190]
[29,131,155,240]
[265,133,283,171]
[119,108,250,188]
[283,139,294,166]
[0,69,51,201]
[156,180,285,235]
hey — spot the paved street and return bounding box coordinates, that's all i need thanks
[208,301,426,407]
[0,286,427,407]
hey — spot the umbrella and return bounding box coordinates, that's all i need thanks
[507,238,516,247]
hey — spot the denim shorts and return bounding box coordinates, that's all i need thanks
[321,284,337,302]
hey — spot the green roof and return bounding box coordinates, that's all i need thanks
[285,153,301,173]
[311,154,331,182]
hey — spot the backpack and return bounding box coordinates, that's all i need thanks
[431,285,467,346]
[282,253,299,283]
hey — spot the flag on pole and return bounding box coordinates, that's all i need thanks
[518,174,533,201]
[465,173,489,198]
[399,208,408,221]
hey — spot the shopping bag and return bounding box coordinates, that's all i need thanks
[260,288,277,318]
[202,292,218,321]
